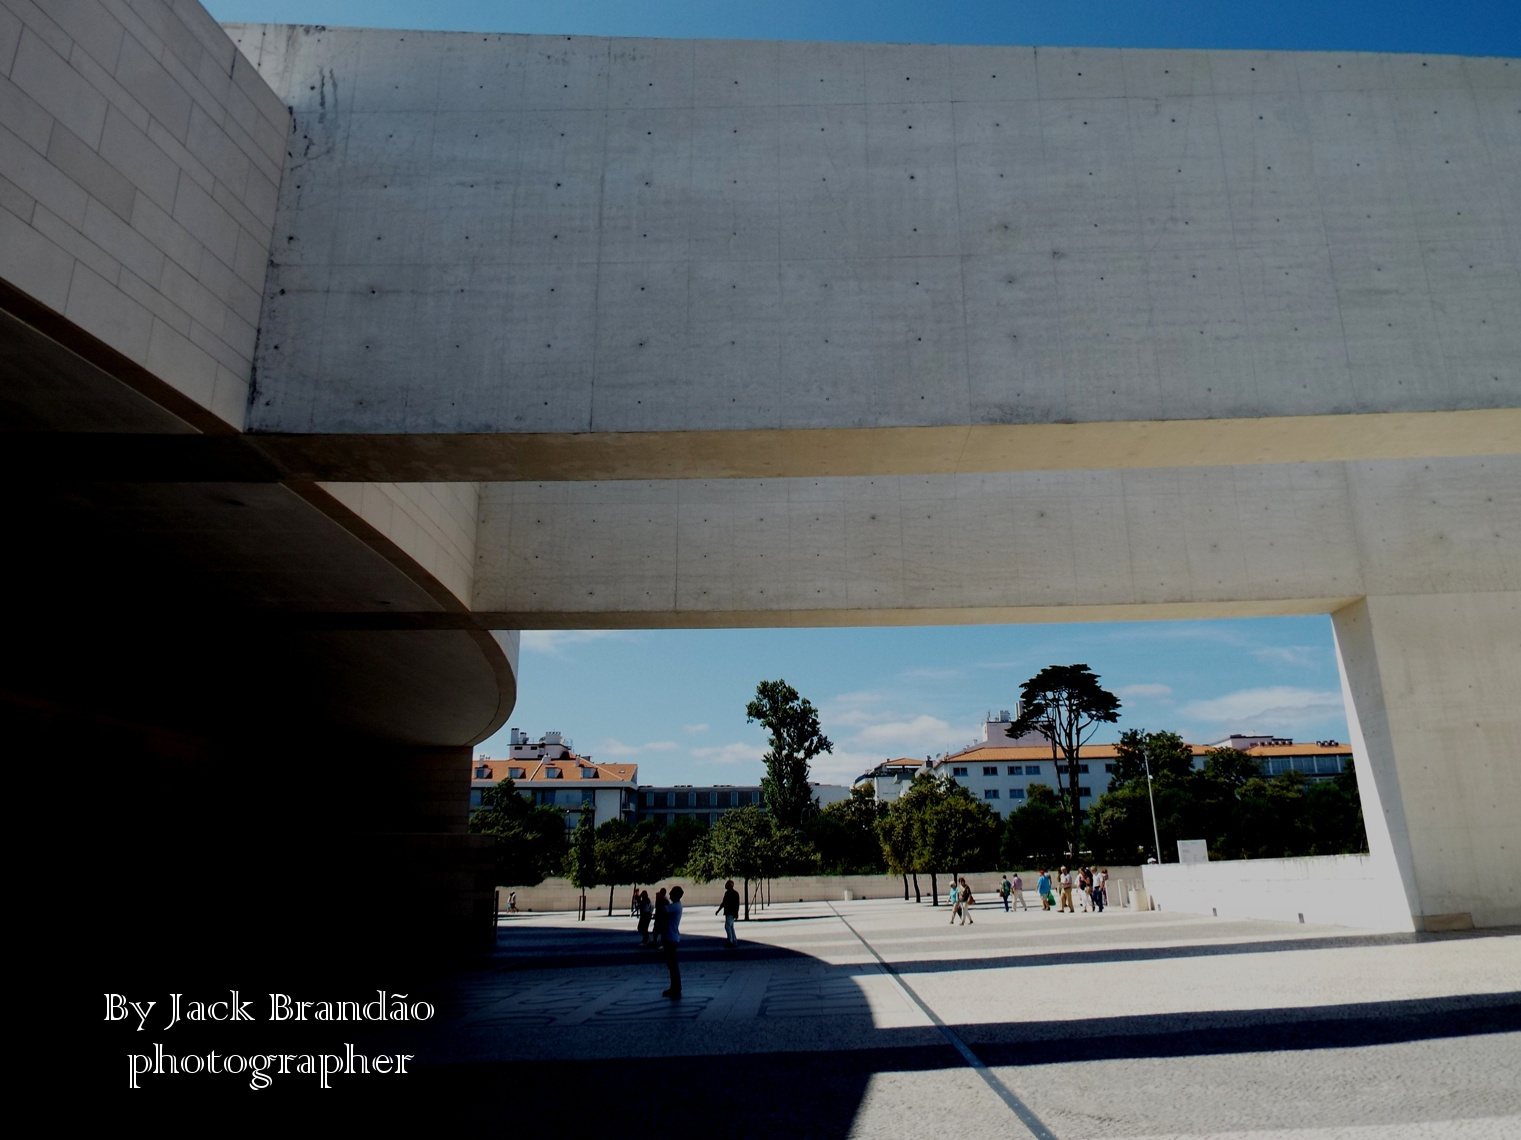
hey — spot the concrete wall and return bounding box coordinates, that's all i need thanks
[473,454,1519,624]
[1141,854,1415,931]
[503,870,1118,913]
[230,26,1519,444]
[0,0,287,428]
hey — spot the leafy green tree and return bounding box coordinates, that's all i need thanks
[922,790,1001,878]
[656,815,709,876]
[566,807,598,921]
[467,778,567,886]
[747,679,834,829]
[880,773,961,904]
[1227,771,1312,858]
[1112,729,1196,786]
[876,792,922,901]
[1001,783,1068,868]
[806,784,889,874]
[687,806,784,919]
[1302,768,1369,856]
[1201,744,1262,790]
[595,818,659,916]
[1007,665,1122,859]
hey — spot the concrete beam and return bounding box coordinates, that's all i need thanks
[232,26,1521,446]
[472,454,1520,625]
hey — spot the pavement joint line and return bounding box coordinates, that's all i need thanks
[827,902,1060,1140]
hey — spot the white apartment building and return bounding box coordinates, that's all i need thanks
[471,728,637,829]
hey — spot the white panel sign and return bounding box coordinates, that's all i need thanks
[1177,839,1209,864]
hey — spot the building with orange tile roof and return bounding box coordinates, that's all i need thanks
[871,714,1353,819]
[471,727,637,830]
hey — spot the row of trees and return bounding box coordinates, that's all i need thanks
[469,670,1367,917]
[474,748,1365,917]
[1078,729,1368,865]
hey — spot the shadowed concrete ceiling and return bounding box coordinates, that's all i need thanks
[0,299,514,746]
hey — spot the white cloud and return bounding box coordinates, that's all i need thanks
[1179,687,1344,729]
[1251,645,1322,669]
[691,742,760,766]
[823,690,892,729]
[519,630,629,657]
[856,714,955,747]
[1117,683,1173,699]
[810,748,882,785]
[597,738,678,756]
[683,723,709,734]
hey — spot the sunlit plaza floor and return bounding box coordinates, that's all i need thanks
[392,896,1521,1138]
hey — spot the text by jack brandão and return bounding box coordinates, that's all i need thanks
[107,991,433,1089]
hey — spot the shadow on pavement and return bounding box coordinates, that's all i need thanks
[890,929,1429,975]
[103,913,1520,1134]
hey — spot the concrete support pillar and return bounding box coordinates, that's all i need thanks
[1332,593,1521,930]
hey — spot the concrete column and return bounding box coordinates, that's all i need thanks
[1333,593,1521,930]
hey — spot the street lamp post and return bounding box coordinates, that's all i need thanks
[1141,750,1163,863]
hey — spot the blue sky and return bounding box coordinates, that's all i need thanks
[206,1,1520,58]
[203,0,1517,786]
[502,619,1351,787]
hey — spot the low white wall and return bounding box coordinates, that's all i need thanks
[502,867,1143,913]
[503,874,918,914]
[1141,854,1415,931]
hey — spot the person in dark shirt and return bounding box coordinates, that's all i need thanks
[652,887,668,948]
[661,886,685,998]
[637,889,653,946]
[716,880,741,947]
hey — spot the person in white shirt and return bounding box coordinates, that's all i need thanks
[661,885,685,998]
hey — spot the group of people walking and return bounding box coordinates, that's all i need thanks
[1033,866,1109,913]
[944,867,1109,922]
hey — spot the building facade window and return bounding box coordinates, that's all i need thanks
[983,766,998,776]
[1009,788,1026,800]
[983,788,1000,799]
[1025,765,1041,776]
[951,767,968,777]
[1006,765,1021,775]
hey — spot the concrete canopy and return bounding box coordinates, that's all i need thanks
[232,25,1517,932]
[2,1,1517,955]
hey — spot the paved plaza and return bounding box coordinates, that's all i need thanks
[367,895,1521,1137]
